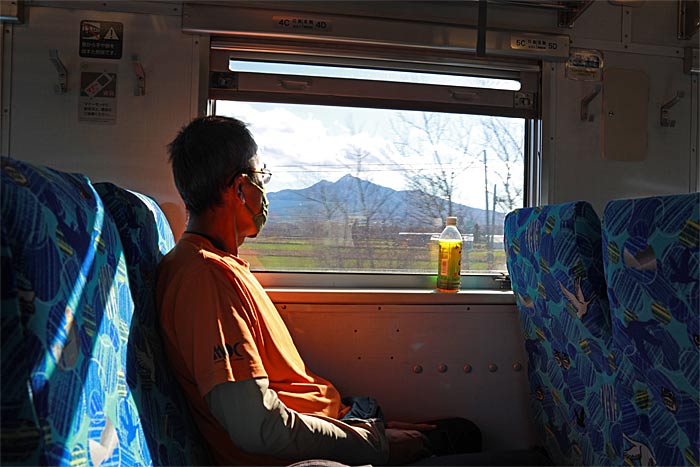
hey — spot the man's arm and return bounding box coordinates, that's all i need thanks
[206,378,390,465]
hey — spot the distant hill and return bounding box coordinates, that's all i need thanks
[267,174,505,231]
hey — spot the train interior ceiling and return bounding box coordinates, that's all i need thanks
[0,0,698,466]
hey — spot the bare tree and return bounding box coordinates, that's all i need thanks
[391,112,479,225]
[301,182,343,224]
[481,117,524,214]
[342,144,401,267]
[341,118,399,227]
[343,145,397,227]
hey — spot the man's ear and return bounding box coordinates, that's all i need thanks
[231,175,245,203]
[224,175,245,205]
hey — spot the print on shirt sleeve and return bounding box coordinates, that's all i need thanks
[213,342,245,362]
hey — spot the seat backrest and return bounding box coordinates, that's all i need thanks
[1,158,208,466]
[94,182,209,465]
[602,193,699,467]
[1,157,154,465]
[504,201,617,466]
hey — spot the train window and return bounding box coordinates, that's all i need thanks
[210,59,535,285]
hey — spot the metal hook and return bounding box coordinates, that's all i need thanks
[580,84,601,122]
[660,91,684,127]
[132,55,146,96]
[49,49,67,94]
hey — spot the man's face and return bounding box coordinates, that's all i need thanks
[236,155,270,239]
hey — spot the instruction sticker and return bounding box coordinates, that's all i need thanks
[566,49,604,81]
[79,63,117,124]
[79,20,123,59]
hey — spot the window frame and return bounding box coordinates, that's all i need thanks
[210,49,539,119]
[207,50,541,290]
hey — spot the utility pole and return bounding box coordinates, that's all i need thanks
[489,184,497,269]
[483,149,489,249]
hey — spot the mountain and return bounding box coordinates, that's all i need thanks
[267,174,505,230]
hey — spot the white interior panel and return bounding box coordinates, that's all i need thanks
[6,6,195,237]
[542,1,697,213]
[545,51,693,214]
[279,302,537,451]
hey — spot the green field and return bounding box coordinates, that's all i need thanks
[240,237,507,272]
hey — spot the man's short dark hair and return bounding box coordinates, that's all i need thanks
[168,116,258,215]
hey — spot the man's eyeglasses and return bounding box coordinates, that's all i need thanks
[249,165,272,185]
[229,164,272,187]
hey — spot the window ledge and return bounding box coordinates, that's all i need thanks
[266,288,515,305]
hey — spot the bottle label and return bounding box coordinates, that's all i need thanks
[437,240,462,291]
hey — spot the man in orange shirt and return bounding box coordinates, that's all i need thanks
[157,116,448,465]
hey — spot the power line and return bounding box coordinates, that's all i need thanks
[272,162,483,173]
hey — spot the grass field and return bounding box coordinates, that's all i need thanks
[240,237,507,272]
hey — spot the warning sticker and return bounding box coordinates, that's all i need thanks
[79,63,118,124]
[79,20,123,59]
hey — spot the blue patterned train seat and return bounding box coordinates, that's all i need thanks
[504,202,618,466]
[1,157,151,465]
[602,193,699,467]
[1,157,205,466]
[94,182,208,465]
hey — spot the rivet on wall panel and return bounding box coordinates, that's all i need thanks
[463,364,472,373]
[488,363,498,373]
[412,365,423,374]
[512,362,522,372]
[437,364,448,373]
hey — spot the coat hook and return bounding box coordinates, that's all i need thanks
[49,49,67,94]
[132,55,146,96]
[660,91,684,127]
[580,85,601,122]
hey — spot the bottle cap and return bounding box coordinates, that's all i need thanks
[446,216,457,225]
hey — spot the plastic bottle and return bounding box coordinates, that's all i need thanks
[436,217,462,292]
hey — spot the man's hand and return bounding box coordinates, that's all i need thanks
[385,421,436,465]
